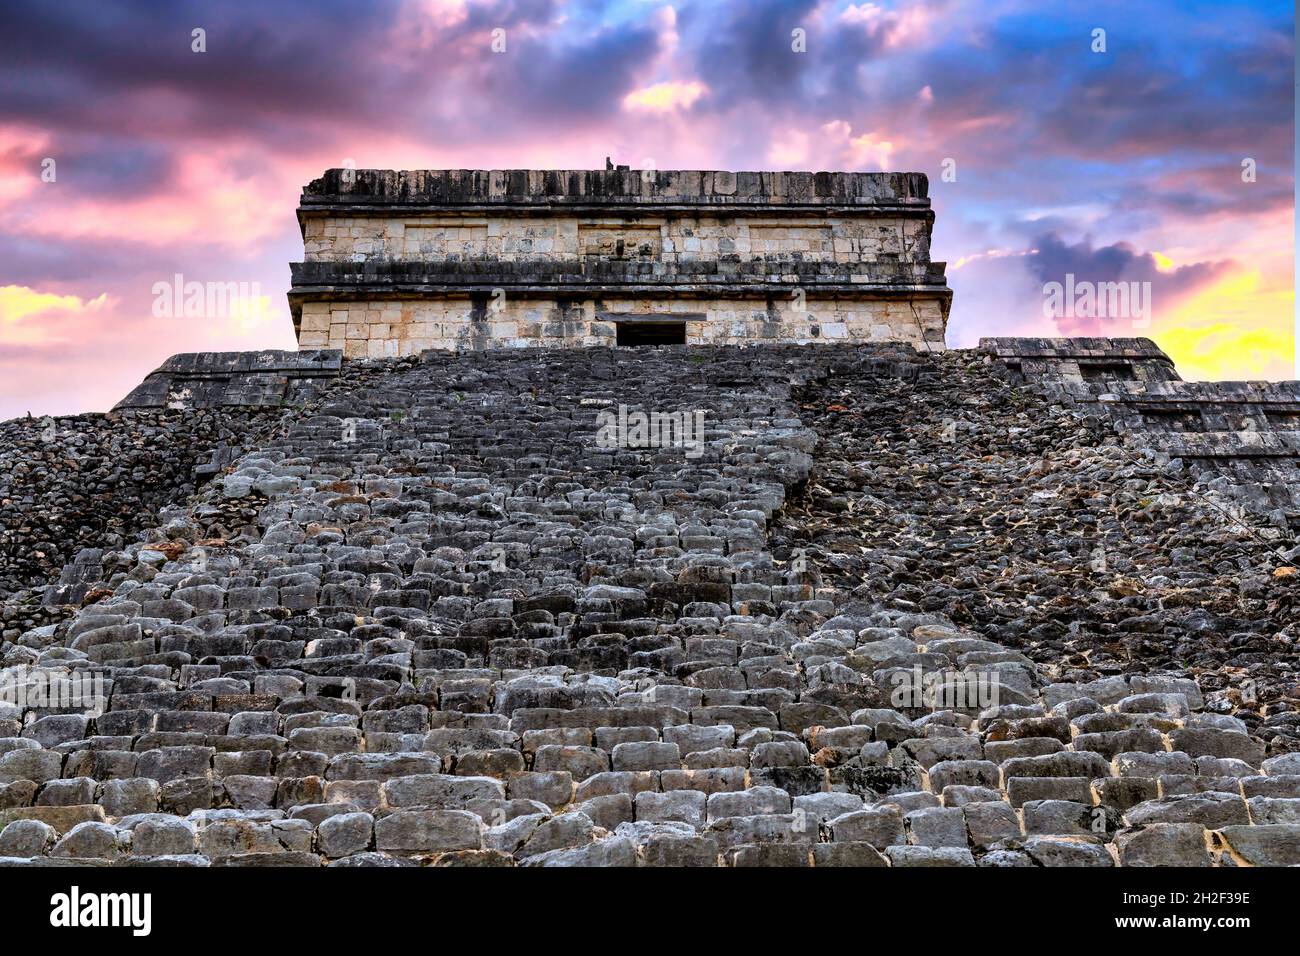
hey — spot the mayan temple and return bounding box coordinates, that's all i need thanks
[0,168,1297,870]
[289,167,950,354]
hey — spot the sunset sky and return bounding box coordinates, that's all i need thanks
[0,0,1294,418]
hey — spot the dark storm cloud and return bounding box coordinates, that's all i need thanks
[0,0,652,150]
[664,0,1292,180]
[685,0,821,110]
[480,22,663,121]
[0,0,396,135]
[1027,233,1232,297]
[1029,42,1294,164]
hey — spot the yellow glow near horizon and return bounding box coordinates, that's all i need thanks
[1153,269,1294,381]
[228,295,276,334]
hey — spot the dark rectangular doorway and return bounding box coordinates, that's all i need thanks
[616,321,687,346]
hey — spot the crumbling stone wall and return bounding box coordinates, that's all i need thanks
[2,352,349,625]
[289,167,951,355]
[0,411,270,601]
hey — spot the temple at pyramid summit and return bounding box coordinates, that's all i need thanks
[288,167,951,356]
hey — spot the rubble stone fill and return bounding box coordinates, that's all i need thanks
[0,340,1296,867]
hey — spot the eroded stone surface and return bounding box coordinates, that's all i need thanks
[0,342,1295,866]
[289,167,951,354]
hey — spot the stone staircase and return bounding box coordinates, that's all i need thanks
[1,345,1296,867]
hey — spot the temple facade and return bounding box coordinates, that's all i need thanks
[289,167,951,357]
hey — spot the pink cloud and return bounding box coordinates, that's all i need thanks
[840,2,936,50]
